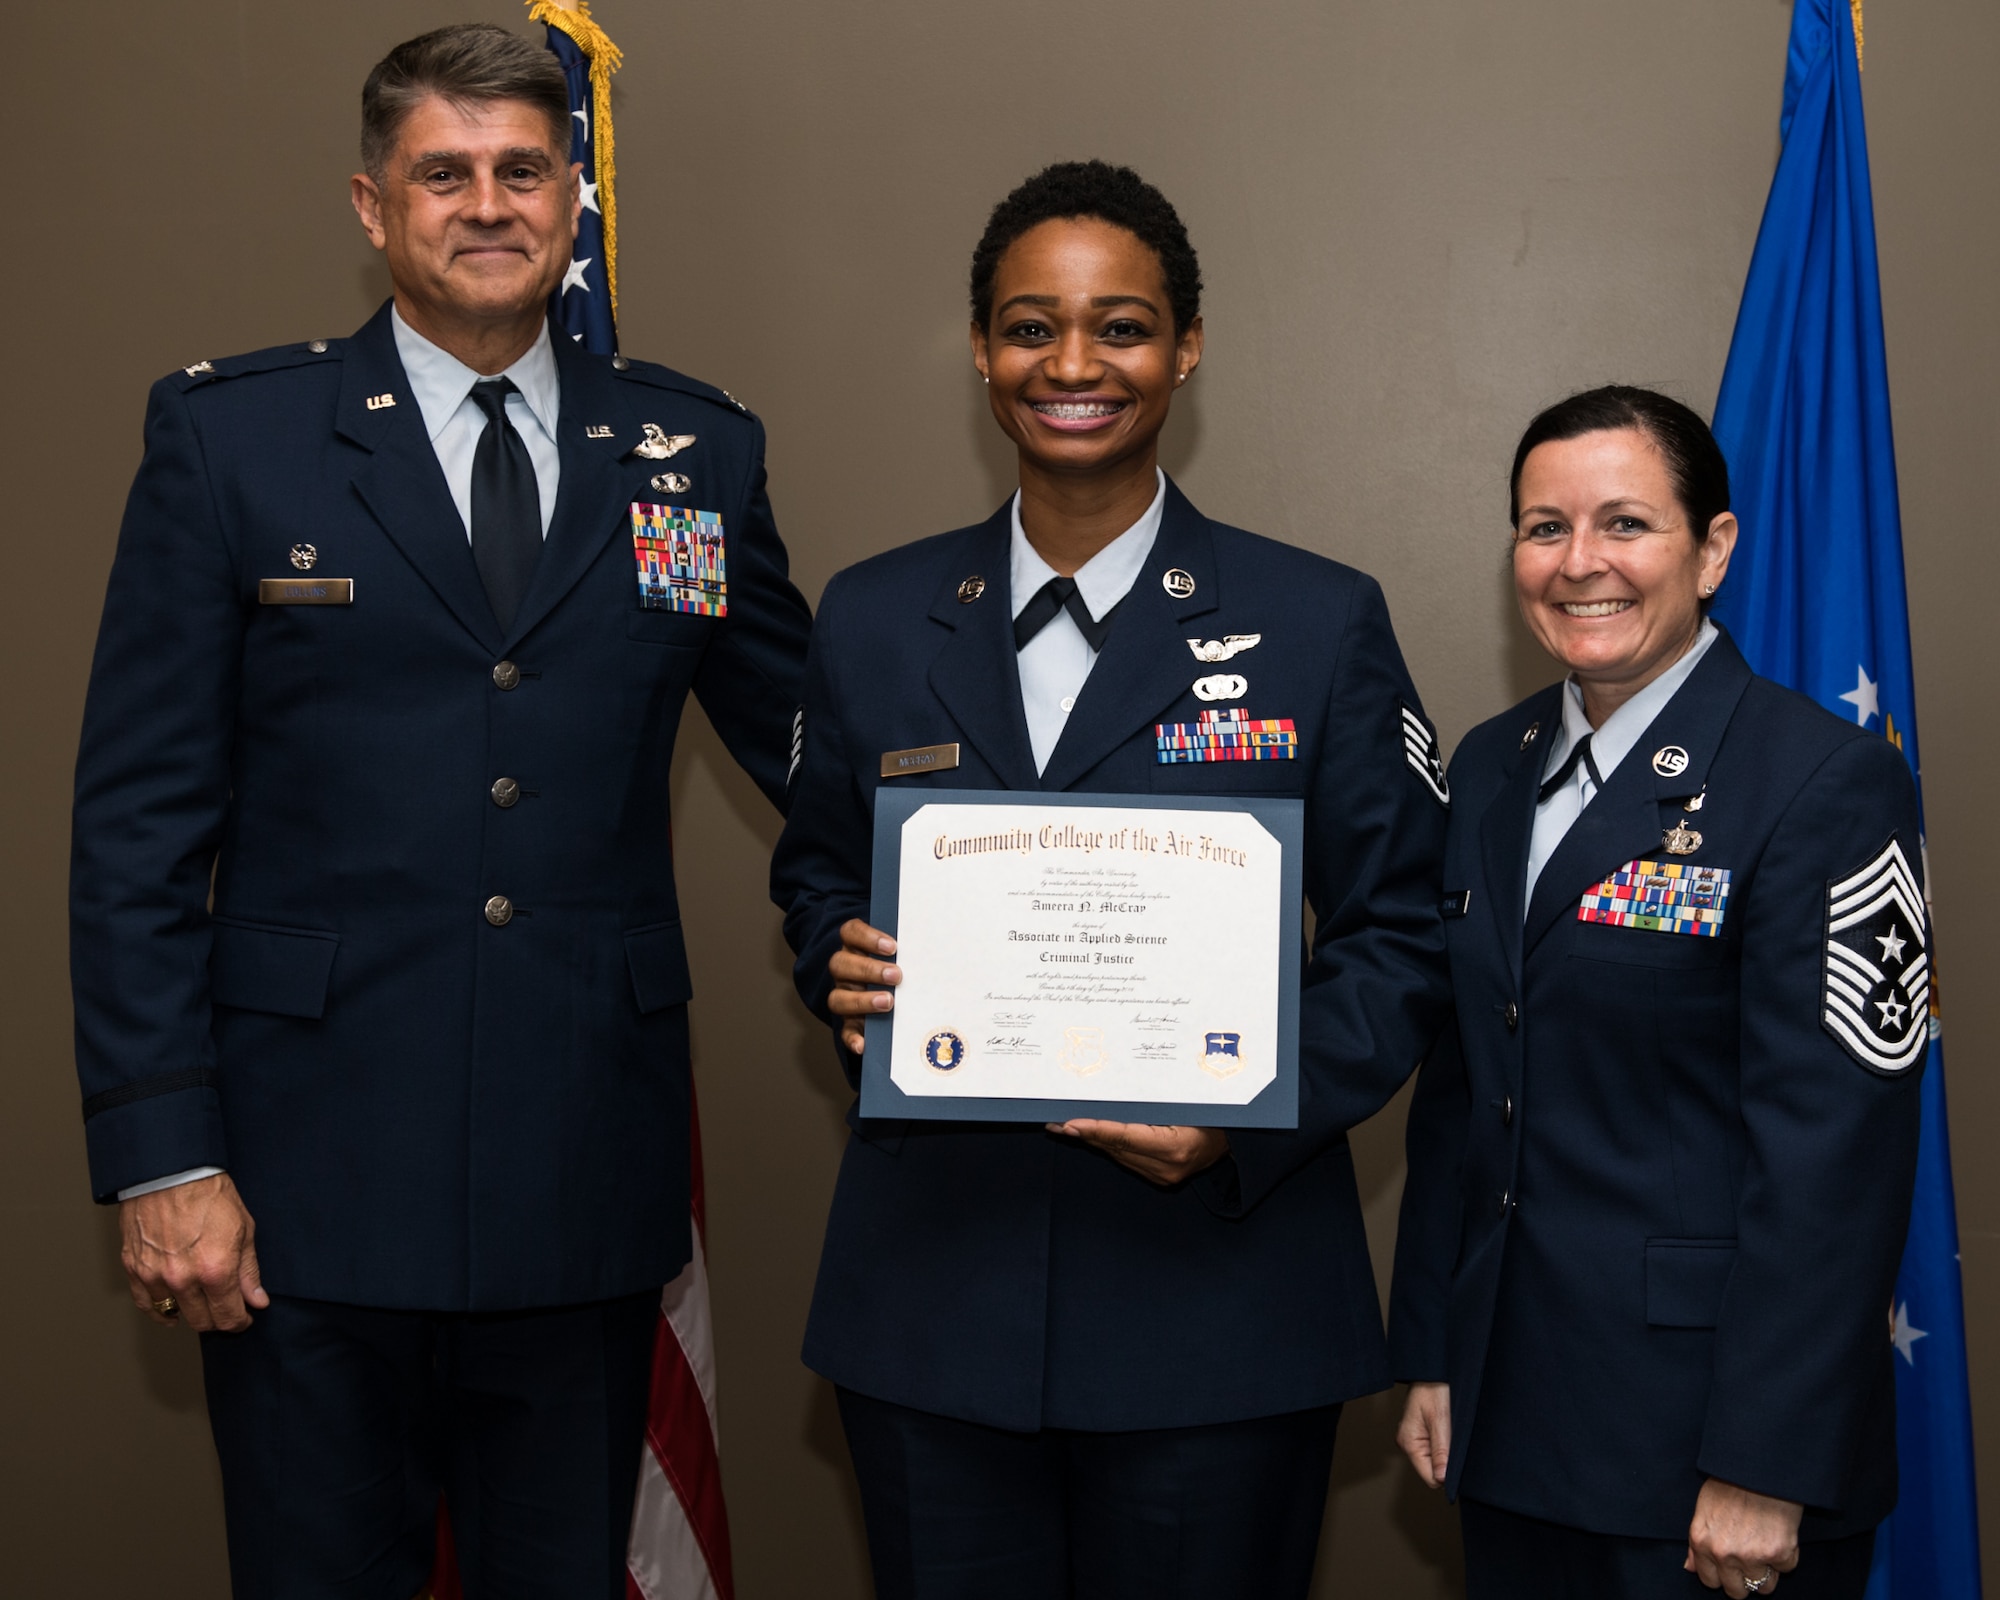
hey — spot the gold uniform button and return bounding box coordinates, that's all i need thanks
[491,778,521,808]
[492,660,521,691]
[484,895,514,926]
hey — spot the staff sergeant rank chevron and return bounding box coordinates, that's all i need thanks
[1822,836,1931,1076]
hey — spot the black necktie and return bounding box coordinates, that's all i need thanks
[1013,576,1120,652]
[1538,731,1604,803]
[468,378,542,632]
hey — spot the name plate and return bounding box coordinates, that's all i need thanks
[259,578,353,605]
[861,789,1302,1128]
[880,742,960,779]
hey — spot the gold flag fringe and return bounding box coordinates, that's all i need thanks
[1851,0,1864,70]
[526,0,624,317]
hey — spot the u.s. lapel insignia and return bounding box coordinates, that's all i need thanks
[958,576,986,604]
[651,472,691,495]
[1187,634,1260,663]
[1401,700,1449,806]
[1652,744,1690,777]
[1162,568,1197,600]
[1822,835,1929,1076]
[365,392,396,411]
[183,359,215,377]
[584,424,615,439]
[1520,721,1541,751]
[1192,673,1247,703]
[633,424,695,461]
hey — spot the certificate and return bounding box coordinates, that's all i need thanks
[860,789,1302,1128]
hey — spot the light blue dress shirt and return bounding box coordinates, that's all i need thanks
[118,314,566,1202]
[391,305,562,538]
[1524,617,1720,904]
[1010,470,1166,775]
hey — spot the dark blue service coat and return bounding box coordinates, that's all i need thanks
[71,302,811,1311]
[1387,630,1924,1540]
[771,481,1452,1432]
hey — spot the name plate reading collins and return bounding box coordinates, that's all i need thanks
[860,789,1302,1128]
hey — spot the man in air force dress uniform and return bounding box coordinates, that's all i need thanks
[68,25,810,1597]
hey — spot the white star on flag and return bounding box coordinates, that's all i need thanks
[579,175,599,214]
[1876,924,1908,964]
[1838,665,1880,727]
[561,256,593,296]
[1892,1300,1928,1365]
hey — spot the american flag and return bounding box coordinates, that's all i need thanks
[428,5,735,1594]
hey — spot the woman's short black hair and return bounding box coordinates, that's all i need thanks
[1509,385,1732,541]
[970,161,1203,335]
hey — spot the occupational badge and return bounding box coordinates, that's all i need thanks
[289,543,318,571]
[1156,708,1298,764]
[630,503,727,616]
[633,424,696,461]
[1822,836,1930,1076]
[1192,673,1248,703]
[1578,859,1732,937]
[1200,1031,1244,1079]
[924,1029,967,1073]
[650,472,691,495]
[1401,699,1449,806]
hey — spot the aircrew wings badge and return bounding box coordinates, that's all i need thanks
[1822,836,1930,1076]
[1401,700,1449,805]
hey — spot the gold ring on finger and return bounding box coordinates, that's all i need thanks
[151,1295,179,1318]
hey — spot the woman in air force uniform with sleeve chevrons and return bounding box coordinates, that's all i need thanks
[769,161,1453,1600]
[1387,387,1925,1600]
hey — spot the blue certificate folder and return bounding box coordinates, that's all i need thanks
[860,789,1303,1128]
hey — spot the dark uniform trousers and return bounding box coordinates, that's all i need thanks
[201,1292,658,1600]
[838,1389,1342,1600]
[1460,1501,1876,1600]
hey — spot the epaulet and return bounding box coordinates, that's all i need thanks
[607,353,758,420]
[167,337,343,393]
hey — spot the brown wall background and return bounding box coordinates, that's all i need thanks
[4,1,1995,1593]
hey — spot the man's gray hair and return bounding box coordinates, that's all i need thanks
[360,23,569,179]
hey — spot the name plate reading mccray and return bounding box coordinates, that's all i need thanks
[861,789,1302,1128]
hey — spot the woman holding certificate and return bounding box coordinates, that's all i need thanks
[1386,389,1924,1598]
[772,161,1452,1599]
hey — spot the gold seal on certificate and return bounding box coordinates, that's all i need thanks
[861,790,1303,1128]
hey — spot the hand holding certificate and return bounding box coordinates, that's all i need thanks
[859,790,1303,1128]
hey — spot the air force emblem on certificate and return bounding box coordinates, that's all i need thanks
[1823,835,1930,1076]
[630,503,726,616]
[924,1030,966,1072]
[1201,1031,1244,1079]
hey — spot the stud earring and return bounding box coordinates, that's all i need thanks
[1702,584,1716,596]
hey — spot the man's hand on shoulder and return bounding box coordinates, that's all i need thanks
[120,1173,268,1333]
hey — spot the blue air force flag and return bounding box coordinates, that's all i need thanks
[1710,2,1979,1593]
